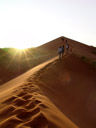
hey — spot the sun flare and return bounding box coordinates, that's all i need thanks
[15,45,28,50]
[16,47,26,50]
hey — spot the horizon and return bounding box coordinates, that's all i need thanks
[0,36,95,49]
[0,0,96,49]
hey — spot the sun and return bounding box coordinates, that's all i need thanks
[15,45,28,50]
[16,47,26,50]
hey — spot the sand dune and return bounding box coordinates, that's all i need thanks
[0,36,96,85]
[0,37,96,128]
[0,55,78,128]
[31,53,96,128]
[0,71,77,128]
[38,36,96,60]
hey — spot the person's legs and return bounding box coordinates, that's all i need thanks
[59,52,62,58]
[62,51,64,57]
[62,52,63,57]
[67,48,69,53]
[66,48,68,53]
[58,52,60,59]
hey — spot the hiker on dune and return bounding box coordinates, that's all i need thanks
[61,45,64,57]
[58,46,62,59]
[66,41,69,53]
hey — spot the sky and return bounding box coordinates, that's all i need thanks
[0,0,96,48]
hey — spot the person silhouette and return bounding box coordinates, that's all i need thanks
[66,41,69,53]
[58,46,62,59]
[61,45,64,57]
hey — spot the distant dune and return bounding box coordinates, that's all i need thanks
[0,36,96,128]
[38,36,96,60]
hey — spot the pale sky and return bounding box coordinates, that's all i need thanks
[0,0,96,48]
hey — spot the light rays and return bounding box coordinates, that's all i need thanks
[22,49,31,69]
[1,47,55,75]
[6,48,30,72]
[7,49,20,69]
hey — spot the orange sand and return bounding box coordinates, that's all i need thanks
[0,37,96,128]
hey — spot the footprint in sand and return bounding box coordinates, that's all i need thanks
[24,101,36,110]
[2,95,17,104]
[16,107,40,121]
[12,108,26,115]
[39,103,49,109]
[22,94,33,100]
[13,97,30,107]
[17,91,27,97]
[0,105,15,120]
[24,113,48,128]
[33,99,42,105]
[0,81,49,128]
[0,116,22,128]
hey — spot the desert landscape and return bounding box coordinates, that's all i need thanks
[0,37,96,128]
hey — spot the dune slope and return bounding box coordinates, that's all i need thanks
[0,56,78,128]
[30,53,96,128]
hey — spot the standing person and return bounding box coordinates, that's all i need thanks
[62,45,64,57]
[58,46,62,59]
[66,41,69,53]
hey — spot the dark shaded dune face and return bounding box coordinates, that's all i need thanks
[33,53,96,128]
